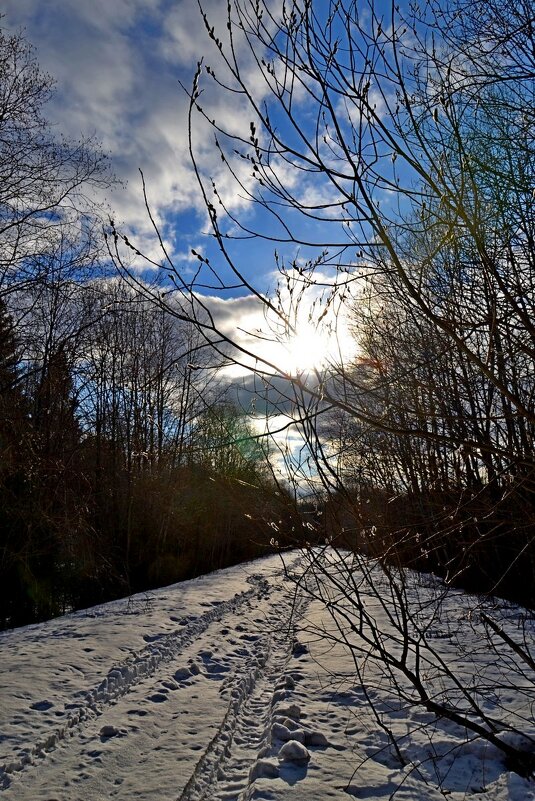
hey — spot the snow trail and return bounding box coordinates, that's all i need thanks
[3,551,535,801]
[178,575,310,800]
[0,554,314,800]
[0,576,266,787]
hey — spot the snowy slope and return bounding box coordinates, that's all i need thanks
[1,550,534,800]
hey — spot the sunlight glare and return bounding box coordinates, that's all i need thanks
[282,320,339,375]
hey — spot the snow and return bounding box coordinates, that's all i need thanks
[1,549,534,800]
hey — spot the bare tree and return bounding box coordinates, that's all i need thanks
[0,24,111,303]
[109,0,535,780]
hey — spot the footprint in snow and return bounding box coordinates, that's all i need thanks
[205,663,229,676]
[148,692,168,703]
[199,651,229,673]
[30,700,54,711]
[174,667,192,681]
[161,679,179,690]
[99,725,124,739]
[292,641,309,657]
[278,739,311,763]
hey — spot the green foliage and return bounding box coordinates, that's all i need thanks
[191,403,265,481]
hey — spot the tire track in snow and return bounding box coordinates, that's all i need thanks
[176,578,310,801]
[0,575,268,788]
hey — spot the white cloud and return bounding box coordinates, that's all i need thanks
[195,270,358,386]
[2,0,365,383]
[1,0,276,255]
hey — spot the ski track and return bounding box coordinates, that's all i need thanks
[1,556,311,799]
[177,578,310,801]
[0,573,270,789]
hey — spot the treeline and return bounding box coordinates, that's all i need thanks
[119,0,534,609]
[0,282,296,629]
[0,25,295,630]
[276,2,535,607]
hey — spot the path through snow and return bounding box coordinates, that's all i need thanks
[1,551,535,801]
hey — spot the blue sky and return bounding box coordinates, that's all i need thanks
[2,0,359,483]
[1,0,444,487]
[1,0,376,284]
[2,1,241,276]
[2,0,362,363]
[2,2,296,366]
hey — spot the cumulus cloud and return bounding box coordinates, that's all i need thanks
[2,0,273,251]
[3,0,353,295]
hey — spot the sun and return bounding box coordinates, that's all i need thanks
[257,281,358,378]
[281,321,334,375]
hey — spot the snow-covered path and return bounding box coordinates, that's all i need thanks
[2,550,535,801]
[1,554,319,800]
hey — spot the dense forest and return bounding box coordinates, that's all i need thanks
[0,281,297,628]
